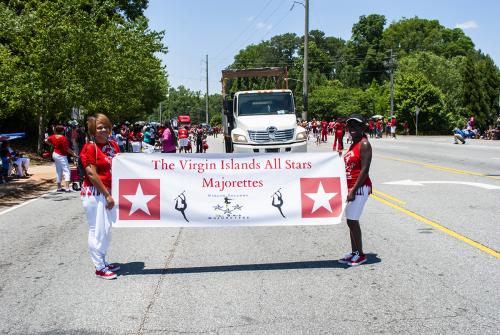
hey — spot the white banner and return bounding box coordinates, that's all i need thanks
[112,153,347,227]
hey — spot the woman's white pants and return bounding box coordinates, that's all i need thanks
[14,157,30,176]
[52,152,70,183]
[81,192,116,270]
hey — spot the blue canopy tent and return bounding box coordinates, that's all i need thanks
[0,133,26,141]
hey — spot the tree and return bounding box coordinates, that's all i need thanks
[476,54,500,126]
[397,52,465,126]
[394,72,445,131]
[382,17,474,59]
[0,0,168,151]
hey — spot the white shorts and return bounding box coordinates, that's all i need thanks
[345,185,371,220]
[391,126,396,134]
[131,141,142,153]
[179,138,189,147]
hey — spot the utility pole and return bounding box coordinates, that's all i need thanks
[389,49,394,119]
[205,54,209,124]
[303,0,309,122]
[290,1,309,121]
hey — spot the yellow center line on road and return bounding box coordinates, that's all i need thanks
[378,155,500,181]
[370,194,500,259]
[372,188,406,205]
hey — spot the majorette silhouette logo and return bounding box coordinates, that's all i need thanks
[119,179,160,220]
[300,177,341,218]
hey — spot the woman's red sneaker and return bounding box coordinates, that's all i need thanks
[348,252,367,266]
[95,267,117,280]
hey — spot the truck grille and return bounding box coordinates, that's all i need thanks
[248,129,294,142]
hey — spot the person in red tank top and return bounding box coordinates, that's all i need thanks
[339,113,372,267]
[333,119,344,153]
[320,120,328,142]
[178,126,189,153]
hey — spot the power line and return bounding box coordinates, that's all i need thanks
[211,0,274,61]
[213,0,289,67]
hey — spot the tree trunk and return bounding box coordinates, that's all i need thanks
[37,113,45,155]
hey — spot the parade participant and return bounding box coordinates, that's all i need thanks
[80,114,121,280]
[333,119,344,154]
[328,120,335,135]
[338,114,372,266]
[45,125,77,192]
[161,121,177,153]
[390,116,397,139]
[311,118,318,137]
[321,119,328,142]
[178,126,189,153]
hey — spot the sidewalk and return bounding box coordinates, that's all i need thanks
[0,163,56,212]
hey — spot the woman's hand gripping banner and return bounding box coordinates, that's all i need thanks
[112,153,347,227]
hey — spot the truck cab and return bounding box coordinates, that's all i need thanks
[221,67,307,153]
[227,90,307,153]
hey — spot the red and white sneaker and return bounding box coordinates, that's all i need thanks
[338,252,355,264]
[348,252,367,266]
[95,267,117,280]
[105,263,121,272]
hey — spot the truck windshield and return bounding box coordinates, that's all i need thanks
[238,92,294,116]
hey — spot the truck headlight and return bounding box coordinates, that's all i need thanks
[232,134,247,143]
[296,131,307,140]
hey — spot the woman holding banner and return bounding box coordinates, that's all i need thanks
[80,114,121,280]
[339,114,372,266]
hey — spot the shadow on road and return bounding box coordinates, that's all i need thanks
[119,253,381,276]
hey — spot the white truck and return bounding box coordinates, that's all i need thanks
[221,67,307,153]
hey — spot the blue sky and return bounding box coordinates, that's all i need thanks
[145,0,500,94]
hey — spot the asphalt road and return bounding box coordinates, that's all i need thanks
[0,134,499,334]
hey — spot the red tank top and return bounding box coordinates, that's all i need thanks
[344,138,372,191]
[178,129,188,139]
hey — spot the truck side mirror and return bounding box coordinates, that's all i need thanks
[224,99,233,115]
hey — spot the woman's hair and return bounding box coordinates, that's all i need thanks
[54,125,65,134]
[164,120,174,135]
[86,113,112,137]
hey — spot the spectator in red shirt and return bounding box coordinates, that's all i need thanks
[333,119,344,154]
[80,114,121,280]
[45,125,77,192]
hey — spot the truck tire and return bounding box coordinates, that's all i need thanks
[224,138,233,153]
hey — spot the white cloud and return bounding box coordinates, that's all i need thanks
[256,22,273,31]
[456,20,478,30]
